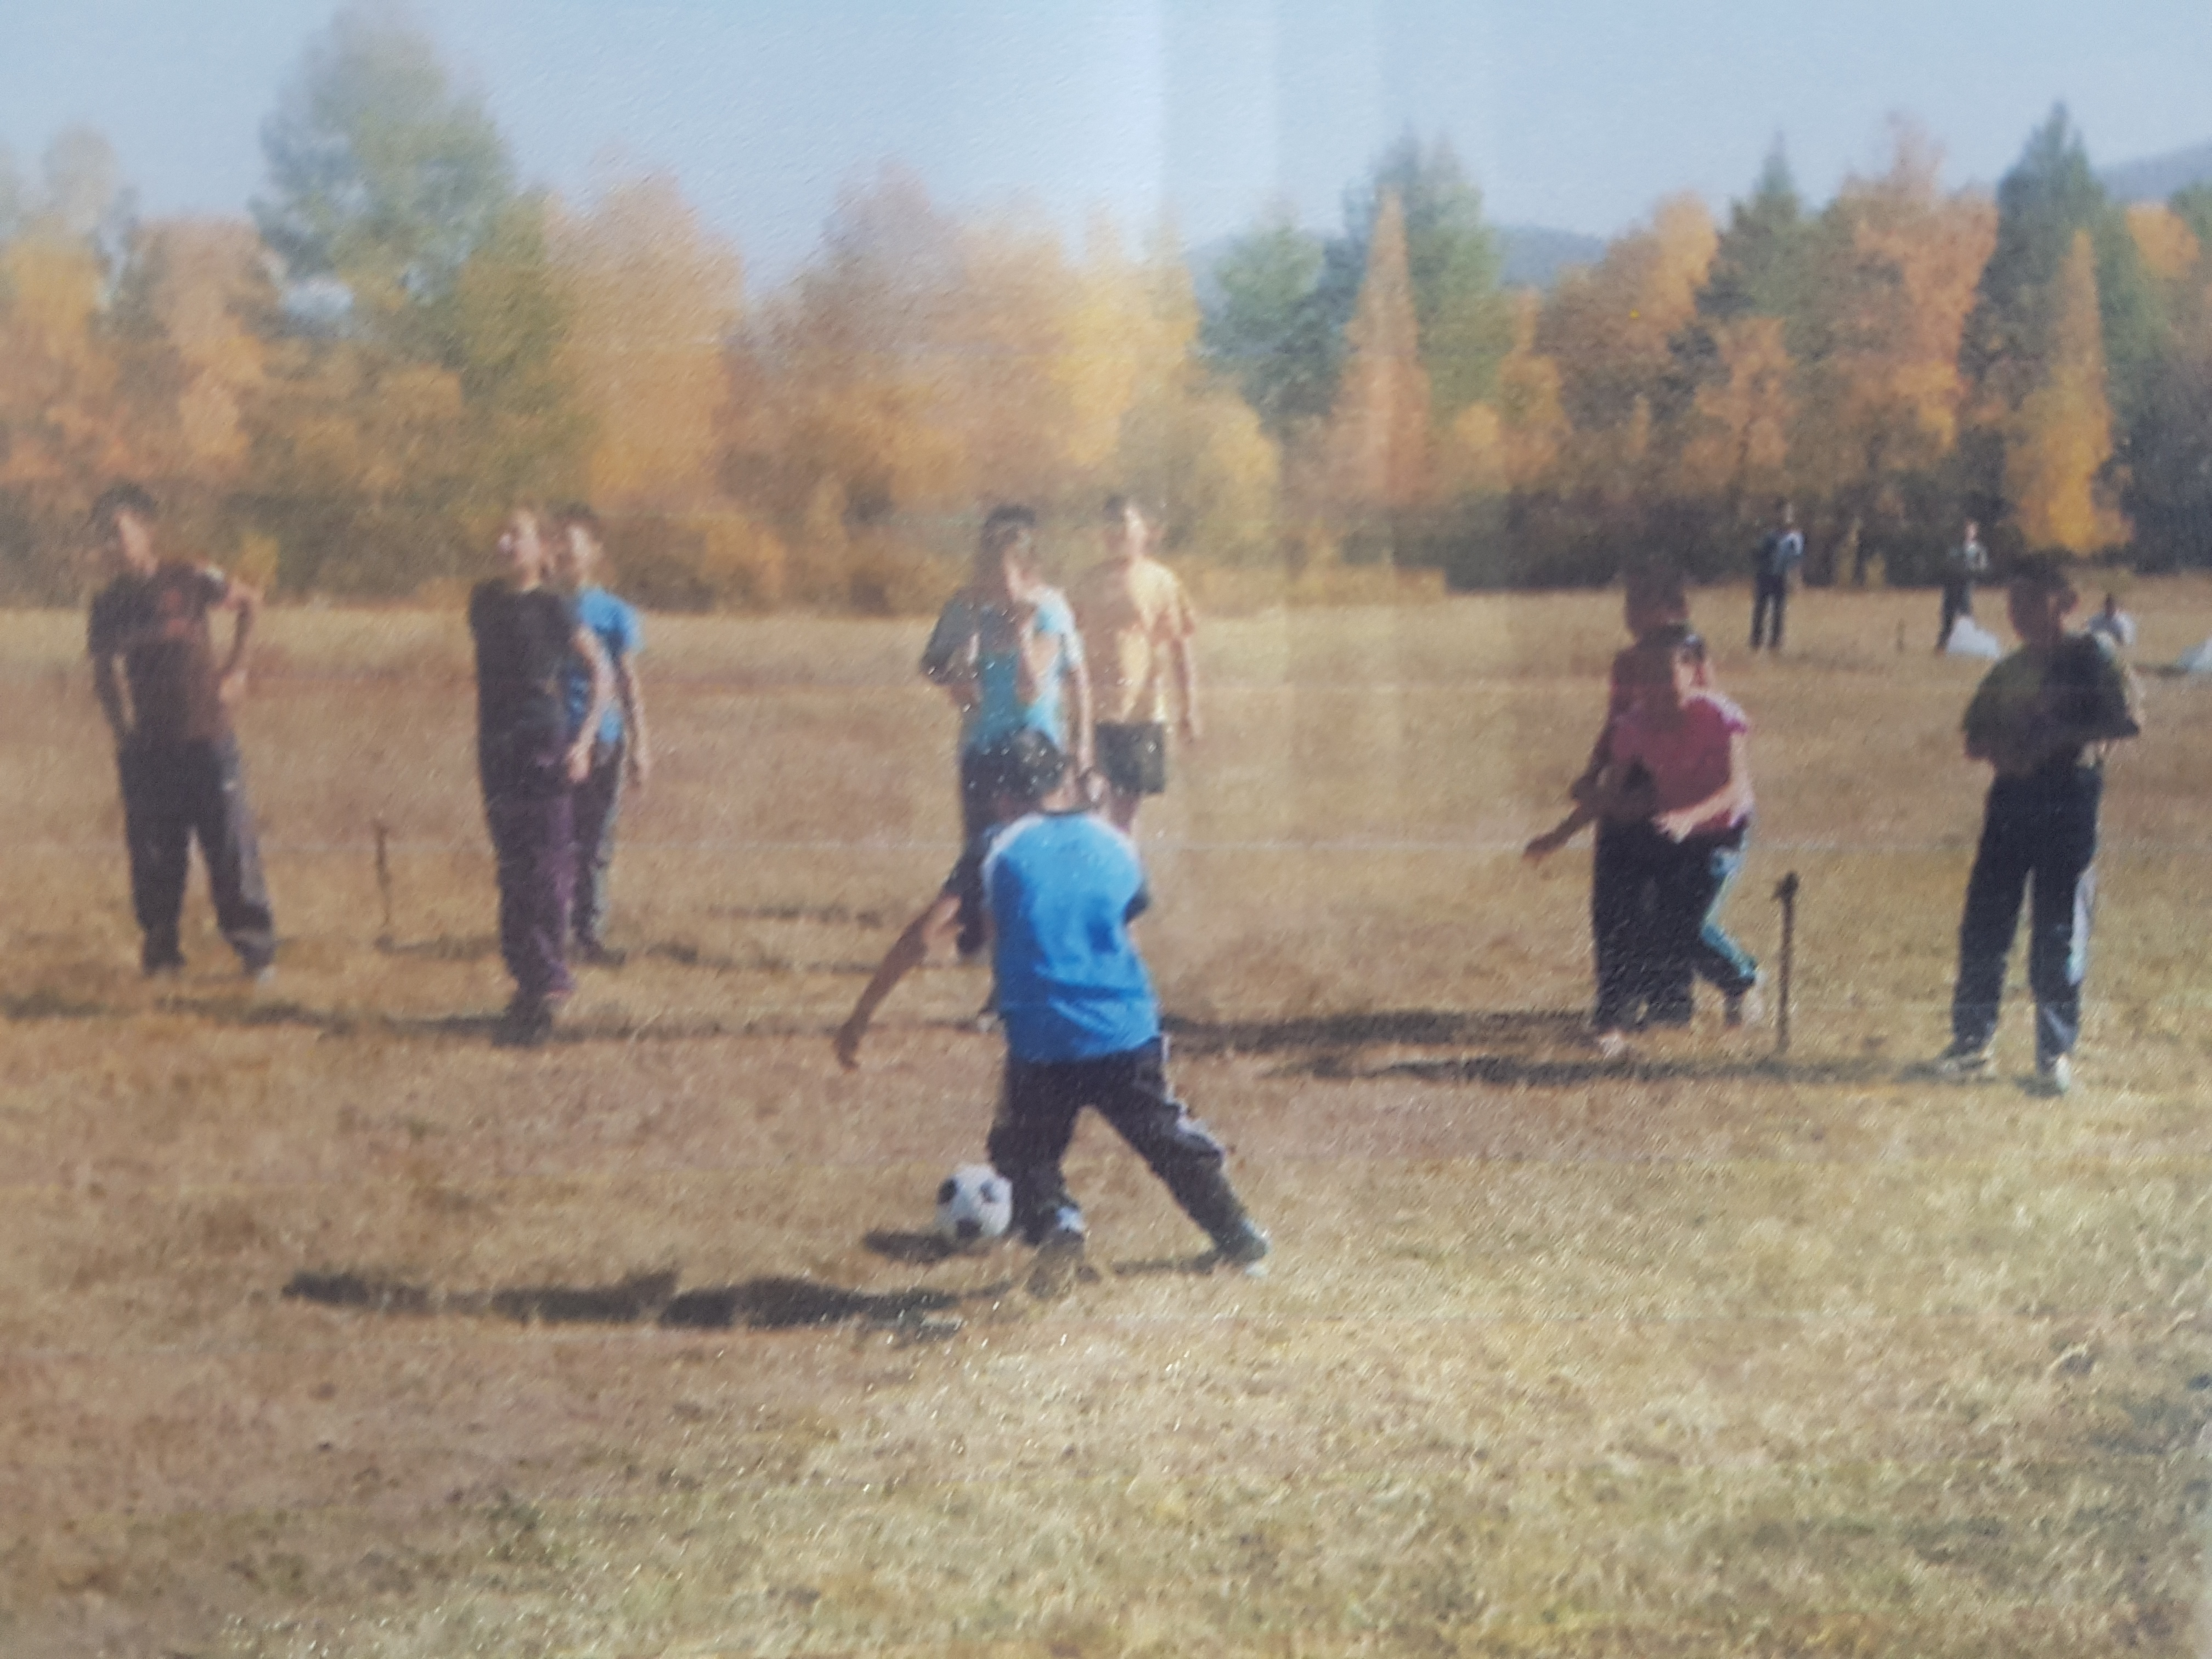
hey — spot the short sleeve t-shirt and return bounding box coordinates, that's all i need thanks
[1609,692,1752,834]
[87,563,234,748]
[1962,634,2138,777]
[565,586,642,744]
[981,809,1159,1063]
[469,580,579,796]
[922,588,1085,752]
[1070,557,1197,726]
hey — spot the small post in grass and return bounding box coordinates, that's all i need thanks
[1773,871,1800,1057]
[373,817,394,949]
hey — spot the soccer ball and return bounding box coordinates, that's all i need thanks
[934,1164,1012,1245]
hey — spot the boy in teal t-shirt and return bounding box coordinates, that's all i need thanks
[554,504,652,962]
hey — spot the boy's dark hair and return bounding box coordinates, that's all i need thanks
[90,483,159,528]
[981,504,1037,561]
[974,729,1065,806]
[552,501,603,541]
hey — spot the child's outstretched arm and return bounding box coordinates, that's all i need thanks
[835,889,964,1069]
[1524,802,1595,863]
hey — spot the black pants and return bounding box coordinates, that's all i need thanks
[118,735,275,972]
[1952,768,2100,1066]
[1592,819,1680,1031]
[1938,580,1974,650]
[1750,573,1789,650]
[988,1038,1253,1249]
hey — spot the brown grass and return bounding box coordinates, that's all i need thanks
[2,582,2209,1657]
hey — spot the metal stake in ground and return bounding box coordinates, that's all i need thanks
[1773,871,1800,1057]
[373,817,394,947]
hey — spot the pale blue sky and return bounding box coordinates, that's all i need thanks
[3,0,2208,284]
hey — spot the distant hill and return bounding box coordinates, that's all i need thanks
[1187,221,1606,311]
[2100,140,2212,202]
[1496,224,1607,288]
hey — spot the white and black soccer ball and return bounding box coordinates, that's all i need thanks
[934,1164,1012,1245]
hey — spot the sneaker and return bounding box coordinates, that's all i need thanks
[247,963,278,992]
[1026,1224,1087,1301]
[1724,980,1766,1028]
[2032,1054,2073,1097]
[1928,1043,1994,1082]
[1593,1029,1634,1061]
[1212,1219,1272,1278]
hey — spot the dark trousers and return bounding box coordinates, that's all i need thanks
[1938,581,1974,650]
[572,736,628,949]
[117,736,275,972]
[1593,820,1756,1031]
[1951,768,2100,1066]
[988,1038,1253,1249]
[1750,573,1790,650]
[954,746,994,956]
[484,781,576,1003]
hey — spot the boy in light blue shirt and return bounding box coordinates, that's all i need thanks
[921,505,1093,957]
[554,504,652,963]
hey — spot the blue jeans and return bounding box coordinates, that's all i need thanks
[1592,819,1757,1030]
[1951,768,2100,1066]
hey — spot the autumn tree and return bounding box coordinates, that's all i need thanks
[2006,232,2126,551]
[1538,194,1716,490]
[1787,127,1996,578]
[1318,191,1431,515]
[0,129,143,597]
[246,6,582,588]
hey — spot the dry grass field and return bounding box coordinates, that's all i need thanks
[3,582,2209,1657]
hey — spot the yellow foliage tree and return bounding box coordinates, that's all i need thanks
[2006,230,2128,551]
[1320,190,1431,511]
[0,235,131,494]
[551,174,743,509]
[1793,130,1996,506]
[1538,193,1716,489]
[2126,202,2200,284]
[1678,316,1794,505]
[122,219,272,477]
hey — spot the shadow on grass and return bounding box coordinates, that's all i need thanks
[370,932,876,978]
[283,1267,968,1335]
[1164,1007,1888,1090]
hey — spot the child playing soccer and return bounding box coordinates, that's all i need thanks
[1527,568,1759,1042]
[1929,558,2140,1096]
[1596,627,1759,1052]
[836,730,1269,1299]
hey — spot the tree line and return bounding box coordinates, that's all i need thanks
[3,7,2208,608]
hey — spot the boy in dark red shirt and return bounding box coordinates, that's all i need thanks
[86,483,276,979]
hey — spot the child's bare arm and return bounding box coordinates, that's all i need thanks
[1524,802,1595,863]
[836,890,963,1069]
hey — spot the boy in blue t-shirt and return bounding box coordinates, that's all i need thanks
[920,505,1093,957]
[553,504,652,963]
[834,730,1267,1297]
[980,740,1267,1296]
